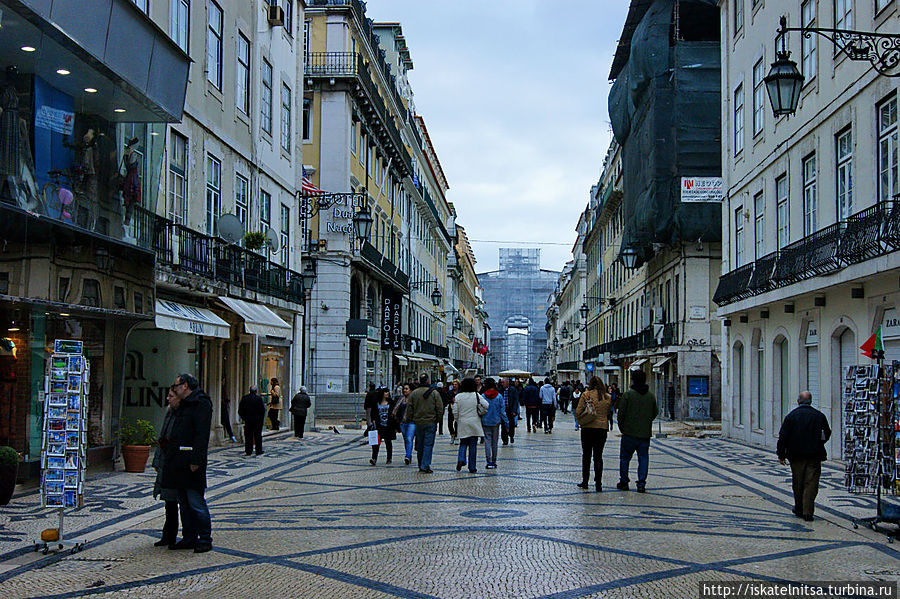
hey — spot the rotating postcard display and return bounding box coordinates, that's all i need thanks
[41,340,89,509]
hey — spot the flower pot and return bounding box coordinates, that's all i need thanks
[0,463,18,505]
[121,445,151,473]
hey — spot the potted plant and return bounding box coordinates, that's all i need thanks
[120,420,156,473]
[0,446,19,505]
[243,231,267,252]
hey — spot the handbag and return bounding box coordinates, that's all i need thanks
[476,395,488,417]
[367,429,380,445]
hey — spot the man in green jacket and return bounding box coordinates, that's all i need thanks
[405,374,443,473]
[616,369,658,493]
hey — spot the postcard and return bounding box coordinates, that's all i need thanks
[67,374,81,393]
[45,469,63,482]
[47,394,67,408]
[50,368,67,382]
[50,356,68,370]
[47,456,64,470]
[49,381,67,394]
[45,494,63,507]
[66,414,80,431]
[64,471,78,488]
[54,339,83,355]
[65,431,79,450]
[68,356,83,373]
[46,481,63,495]
[63,490,77,508]
[48,431,65,444]
[46,441,64,456]
[67,395,80,411]
[47,406,67,419]
[64,451,78,469]
[48,419,65,432]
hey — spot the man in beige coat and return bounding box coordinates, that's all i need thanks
[405,374,443,473]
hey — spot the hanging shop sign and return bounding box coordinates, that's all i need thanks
[805,321,819,347]
[680,177,723,203]
[324,195,365,235]
[381,289,403,350]
[41,341,89,509]
[346,319,369,339]
[883,308,900,340]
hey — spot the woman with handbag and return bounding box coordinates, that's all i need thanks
[392,383,415,465]
[369,388,396,465]
[575,376,612,492]
[268,378,282,431]
[453,378,489,473]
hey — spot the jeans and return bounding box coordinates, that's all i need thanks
[177,487,212,545]
[414,423,437,470]
[244,423,263,455]
[457,437,478,471]
[581,427,608,486]
[619,434,650,487]
[400,422,416,460]
[483,425,500,465]
[541,405,556,431]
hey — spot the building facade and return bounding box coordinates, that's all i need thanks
[0,0,190,476]
[715,0,900,459]
[480,249,558,375]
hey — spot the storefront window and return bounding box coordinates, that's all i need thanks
[260,344,288,403]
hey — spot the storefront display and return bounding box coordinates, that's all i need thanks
[843,364,896,495]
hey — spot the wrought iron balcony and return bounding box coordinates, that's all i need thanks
[404,335,450,359]
[357,241,410,293]
[599,322,679,357]
[714,200,900,306]
[132,206,306,304]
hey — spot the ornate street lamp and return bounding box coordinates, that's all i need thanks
[579,302,589,321]
[454,315,463,330]
[353,205,373,242]
[620,247,639,269]
[430,287,442,307]
[765,51,804,117]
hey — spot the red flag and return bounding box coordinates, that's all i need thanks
[472,338,479,352]
[860,326,884,359]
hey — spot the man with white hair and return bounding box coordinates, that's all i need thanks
[290,386,312,439]
[777,391,831,522]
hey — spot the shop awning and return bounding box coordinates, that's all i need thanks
[218,297,291,338]
[443,360,460,375]
[629,358,648,371]
[395,355,409,365]
[155,300,230,339]
[652,356,673,372]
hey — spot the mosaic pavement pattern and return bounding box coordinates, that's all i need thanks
[1,418,899,598]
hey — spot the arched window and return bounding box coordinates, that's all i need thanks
[773,335,790,423]
[733,341,744,426]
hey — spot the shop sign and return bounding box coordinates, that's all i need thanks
[883,308,900,340]
[381,289,403,350]
[324,195,364,235]
[346,319,369,339]
[35,105,74,135]
[585,362,594,372]
[805,321,818,346]
[680,177,723,203]
[54,339,83,355]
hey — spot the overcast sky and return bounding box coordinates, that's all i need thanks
[365,0,629,274]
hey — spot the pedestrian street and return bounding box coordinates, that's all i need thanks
[1,422,900,599]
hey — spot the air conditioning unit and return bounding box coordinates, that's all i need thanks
[652,306,666,324]
[267,3,284,27]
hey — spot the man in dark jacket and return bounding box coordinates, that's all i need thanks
[616,369,658,493]
[558,381,572,414]
[161,373,213,553]
[405,374,442,473]
[500,377,520,445]
[238,386,266,456]
[290,386,312,438]
[777,391,831,521]
[521,379,541,433]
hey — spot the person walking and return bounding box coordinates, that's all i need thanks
[539,378,558,434]
[558,380,572,414]
[480,378,508,469]
[522,379,541,433]
[406,374,442,473]
[369,389,396,465]
[572,382,583,431]
[447,380,460,444]
[220,392,236,443]
[161,373,213,553]
[152,386,180,547]
[616,369,658,493]
[500,377,520,445]
[289,386,312,438]
[363,383,380,429]
[576,377,612,492]
[666,381,676,420]
[777,391,831,521]
[453,378,489,473]
[392,383,415,465]
[238,386,266,456]
[436,382,449,435]
[267,378,282,431]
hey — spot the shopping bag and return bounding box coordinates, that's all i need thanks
[367,430,380,445]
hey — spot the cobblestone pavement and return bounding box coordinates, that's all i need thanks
[2,417,900,598]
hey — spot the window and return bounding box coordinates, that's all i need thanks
[836,128,853,220]
[735,205,745,266]
[81,279,101,308]
[170,0,189,53]
[733,344,744,426]
[803,154,817,235]
[302,97,312,141]
[281,83,292,152]
[206,154,221,235]
[131,0,149,14]
[236,33,250,115]
[876,0,893,13]
[734,83,744,155]
[366,144,373,176]
[168,131,188,223]
[114,286,126,309]
[58,277,69,302]
[776,175,789,248]
[752,59,765,136]
[304,20,311,63]
[801,0,817,80]
[235,173,249,226]
[350,121,357,155]
[754,191,765,258]
[134,292,144,314]
[206,1,223,89]
[734,0,744,33]
[878,96,898,203]
[280,203,290,265]
[282,0,293,35]
[261,60,273,135]
[834,0,853,30]
[260,189,271,230]
[756,344,764,429]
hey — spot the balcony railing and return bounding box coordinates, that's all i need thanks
[714,200,900,306]
[133,206,305,303]
[404,335,450,359]
[556,360,580,371]
[599,322,680,357]
[305,52,358,77]
[358,241,410,292]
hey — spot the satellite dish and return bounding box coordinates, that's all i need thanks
[265,227,280,253]
[217,214,244,245]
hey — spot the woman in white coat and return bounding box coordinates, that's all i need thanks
[453,378,489,473]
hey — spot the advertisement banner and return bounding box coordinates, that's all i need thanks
[381,289,403,350]
[680,177,723,203]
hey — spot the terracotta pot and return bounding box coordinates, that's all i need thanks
[0,463,18,505]
[121,445,151,473]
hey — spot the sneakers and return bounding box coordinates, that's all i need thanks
[404,458,411,465]
[369,458,376,466]
[486,463,497,470]
[616,482,629,491]
[230,436,237,443]
[510,438,515,444]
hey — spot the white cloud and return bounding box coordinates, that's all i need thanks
[365,0,628,273]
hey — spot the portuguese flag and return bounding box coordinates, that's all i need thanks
[860,327,884,359]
